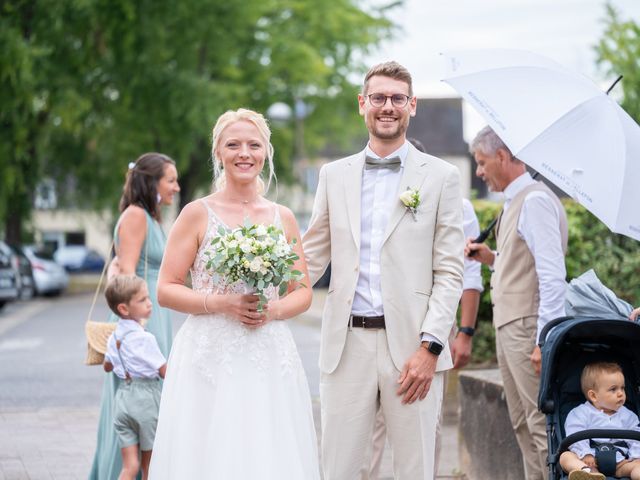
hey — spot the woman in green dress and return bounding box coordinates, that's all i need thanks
[89,152,180,479]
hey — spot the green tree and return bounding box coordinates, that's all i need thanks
[596,3,640,122]
[0,1,95,243]
[1,0,399,240]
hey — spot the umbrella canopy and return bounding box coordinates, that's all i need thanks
[441,49,640,241]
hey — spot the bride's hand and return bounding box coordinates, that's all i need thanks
[219,294,266,327]
[262,301,281,324]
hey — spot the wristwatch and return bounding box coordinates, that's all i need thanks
[458,326,476,337]
[421,340,444,356]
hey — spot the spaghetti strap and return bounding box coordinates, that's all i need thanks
[274,204,282,228]
[199,198,215,216]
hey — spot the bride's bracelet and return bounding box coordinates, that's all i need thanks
[203,293,211,314]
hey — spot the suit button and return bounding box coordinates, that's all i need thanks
[347,299,351,304]
[354,266,359,272]
[490,286,493,290]
[491,303,495,307]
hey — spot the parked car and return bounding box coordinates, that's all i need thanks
[54,245,105,272]
[23,246,69,296]
[0,241,19,308]
[7,244,35,300]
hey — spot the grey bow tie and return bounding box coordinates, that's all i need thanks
[365,155,401,171]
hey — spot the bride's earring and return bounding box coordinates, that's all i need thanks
[157,193,162,204]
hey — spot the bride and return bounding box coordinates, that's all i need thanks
[149,109,320,479]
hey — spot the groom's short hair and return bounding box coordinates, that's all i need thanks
[363,61,413,97]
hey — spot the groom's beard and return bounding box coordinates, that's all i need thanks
[365,110,410,141]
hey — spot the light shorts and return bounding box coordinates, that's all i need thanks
[113,378,161,451]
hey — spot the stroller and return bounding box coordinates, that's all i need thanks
[538,316,640,479]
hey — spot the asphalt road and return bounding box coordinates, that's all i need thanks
[0,291,322,409]
[0,289,460,479]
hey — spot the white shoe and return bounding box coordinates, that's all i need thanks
[568,468,606,480]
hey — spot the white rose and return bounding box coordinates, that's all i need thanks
[399,190,414,207]
[227,240,238,249]
[255,225,267,236]
[275,245,289,257]
[234,230,244,240]
[249,257,263,272]
[240,241,253,253]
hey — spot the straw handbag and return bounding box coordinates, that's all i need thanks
[84,239,148,365]
[84,240,116,366]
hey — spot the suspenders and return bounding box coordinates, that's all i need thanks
[114,330,134,383]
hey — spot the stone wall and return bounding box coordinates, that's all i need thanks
[458,369,526,480]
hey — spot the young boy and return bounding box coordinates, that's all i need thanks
[560,362,640,480]
[104,274,167,480]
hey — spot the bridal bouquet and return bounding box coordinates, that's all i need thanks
[206,222,304,310]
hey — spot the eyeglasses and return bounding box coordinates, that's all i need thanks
[367,93,411,108]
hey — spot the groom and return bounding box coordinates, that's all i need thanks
[303,61,464,479]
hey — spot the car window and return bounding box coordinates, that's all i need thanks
[0,242,13,268]
[35,249,55,260]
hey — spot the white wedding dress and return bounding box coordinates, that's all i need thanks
[149,202,320,479]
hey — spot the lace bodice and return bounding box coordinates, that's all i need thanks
[190,200,280,300]
[180,200,299,385]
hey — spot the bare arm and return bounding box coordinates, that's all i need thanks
[452,289,480,369]
[157,201,262,323]
[264,206,312,321]
[116,206,147,274]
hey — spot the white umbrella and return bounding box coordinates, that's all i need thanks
[441,49,640,241]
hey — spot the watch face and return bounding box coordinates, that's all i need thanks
[428,341,443,355]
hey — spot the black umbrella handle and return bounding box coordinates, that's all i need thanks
[468,217,498,257]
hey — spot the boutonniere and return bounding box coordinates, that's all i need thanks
[399,187,420,221]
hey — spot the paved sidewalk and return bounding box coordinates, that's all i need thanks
[0,290,463,479]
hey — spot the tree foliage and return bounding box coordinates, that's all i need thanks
[0,0,398,241]
[596,3,640,122]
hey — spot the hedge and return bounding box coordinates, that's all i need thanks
[466,199,640,366]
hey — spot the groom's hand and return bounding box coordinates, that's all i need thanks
[397,344,438,404]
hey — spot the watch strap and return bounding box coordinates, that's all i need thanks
[458,326,476,337]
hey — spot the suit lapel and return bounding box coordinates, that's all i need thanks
[382,149,429,245]
[344,152,365,248]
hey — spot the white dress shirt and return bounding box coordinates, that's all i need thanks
[351,142,446,345]
[502,172,567,342]
[462,199,483,293]
[105,319,166,379]
[566,401,640,462]
[352,142,409,316]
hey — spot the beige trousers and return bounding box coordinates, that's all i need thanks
[321,327,444,480]
[369,327,455,480]
[496,316,548,480]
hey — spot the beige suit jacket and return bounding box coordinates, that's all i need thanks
[303,144,464,374]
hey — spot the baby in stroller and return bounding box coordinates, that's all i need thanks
[560,362,640,480]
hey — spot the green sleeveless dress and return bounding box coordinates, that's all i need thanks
[88,210,171,479]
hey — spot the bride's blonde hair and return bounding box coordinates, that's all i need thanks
[211,108,276,194]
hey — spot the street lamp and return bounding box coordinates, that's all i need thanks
[266,98,308,163]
